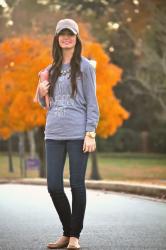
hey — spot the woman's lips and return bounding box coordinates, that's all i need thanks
[62,41,72,44]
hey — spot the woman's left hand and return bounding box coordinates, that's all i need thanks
[83,135,96,153]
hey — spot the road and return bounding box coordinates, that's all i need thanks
[0,184,166,250]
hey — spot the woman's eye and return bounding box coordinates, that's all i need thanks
[60,32,75,36]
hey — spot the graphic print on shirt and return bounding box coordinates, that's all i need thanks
[50,70,75,117]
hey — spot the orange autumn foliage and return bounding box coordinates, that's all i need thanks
[0,33,129,140]
[0,36,50,139]
[83,42,129,138]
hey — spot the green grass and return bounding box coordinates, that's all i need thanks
[0,152,166,183]
[95,153,166,182]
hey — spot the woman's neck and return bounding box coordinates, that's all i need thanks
[62,48,74,64]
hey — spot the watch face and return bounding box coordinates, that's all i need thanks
[90,132,96,137]
[86,132,96,138]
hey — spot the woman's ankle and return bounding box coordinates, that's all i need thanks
[69,236,79,241]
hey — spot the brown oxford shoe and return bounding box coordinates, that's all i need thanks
[67,237,80,249]
[67,244,80,249]
[47,236,70,249]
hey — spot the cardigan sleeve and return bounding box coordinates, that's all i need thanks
[82,61,100,132]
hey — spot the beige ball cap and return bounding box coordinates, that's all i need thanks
[55,18,79,35]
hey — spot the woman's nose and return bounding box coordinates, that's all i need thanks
[63,34,71,38]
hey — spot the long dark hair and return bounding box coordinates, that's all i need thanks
[48,34,82,99]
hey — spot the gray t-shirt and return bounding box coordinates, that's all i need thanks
[38,56,100,140]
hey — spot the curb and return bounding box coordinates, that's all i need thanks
[0,178,166,200]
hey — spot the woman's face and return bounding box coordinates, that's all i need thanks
[58,29,77,49]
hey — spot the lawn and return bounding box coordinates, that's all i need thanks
[0,152,166,184]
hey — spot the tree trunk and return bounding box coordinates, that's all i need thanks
[89,149,101,180]
[36,126,46,178]
[7,136,14,173]
[18,132,26,177]
[140,131,149,153]
[27,129,36,158]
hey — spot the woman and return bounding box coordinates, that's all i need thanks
[36,18,99,249]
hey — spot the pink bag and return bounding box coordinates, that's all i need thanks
[33,66,51,110]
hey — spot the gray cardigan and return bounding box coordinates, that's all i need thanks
[38,56,100,140]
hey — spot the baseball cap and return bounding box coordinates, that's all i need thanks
[55,18,79,35]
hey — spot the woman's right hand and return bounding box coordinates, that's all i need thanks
[39,80,50,97]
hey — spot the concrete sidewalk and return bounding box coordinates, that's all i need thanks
[0,178,166,201]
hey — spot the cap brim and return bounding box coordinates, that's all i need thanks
[56,27,77,35]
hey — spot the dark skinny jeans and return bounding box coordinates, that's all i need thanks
[45,139,89,239]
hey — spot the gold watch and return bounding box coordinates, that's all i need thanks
[86,131,96,138]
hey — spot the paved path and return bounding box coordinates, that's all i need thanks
[0,184,166,250]
[1,178,165,199]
